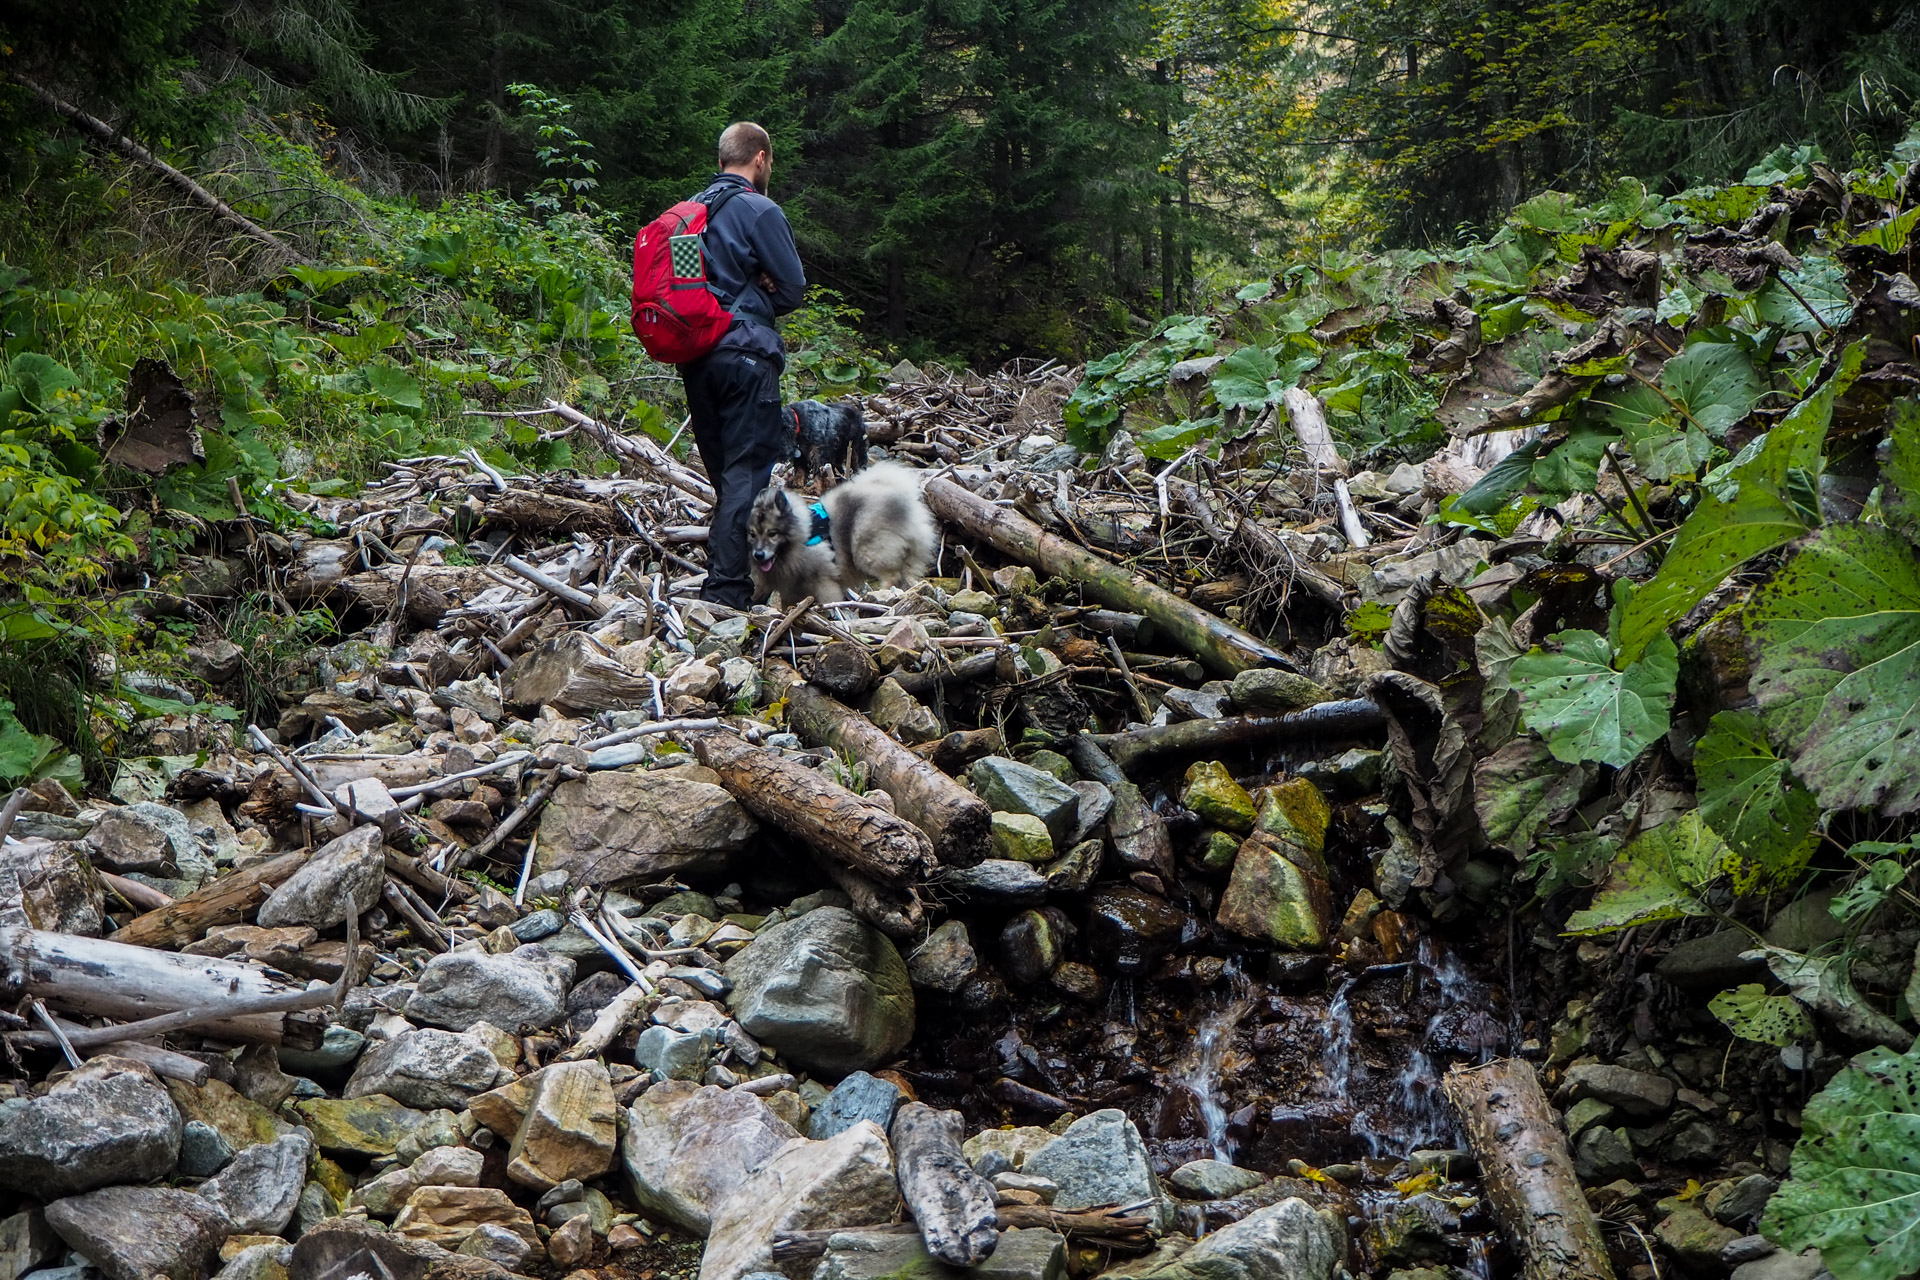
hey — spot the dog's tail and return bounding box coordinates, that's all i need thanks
[849,420,870,474]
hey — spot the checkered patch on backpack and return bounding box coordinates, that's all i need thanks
[668,233,705,280]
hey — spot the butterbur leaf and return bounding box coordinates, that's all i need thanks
[1764,1040,1920,1280]
[1758,947,1914,1048]
[365,364,423,410]
[1748,522,1920,817]
[1511,629,1678,768]
[1830,860,1908,923]
[1134,417,1219,461]
[1694,710,1819,885]
[1530,422,1617,497]
[1562,810,1726,935]
[1210,346,1281,410]
[1599,340,1764,440]
[1758,257,1854,333]
[1883,398,1920,538]
[1473,736,1589,853]
[1235,280,1274,302]
[1710,984,1813,1046]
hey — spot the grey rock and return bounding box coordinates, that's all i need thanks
[1067,783,1113,847]
[278,1025,366,1076]
[1665,1119,1721,1164]
[1563,1063,1676,1118]
[908,921,979,994]
[1763,886,1848,953]
[1160,687,1231,721]
[210,1243,288,1280]
[44,1187,230,1280]
[699,1122,901,1280]
[968,758,1080,846]
[84,803,208,881]
[808,1072,902,1140]
[0,839,105,936]
[1571,1126,1640,1184]
[0,1057,182,1195]
[653,890,722,919]
[291,1181,339,1237]
[457,1225,537,1272]
[345,1029,499,1112]
[0,1208,60,1280]
[1723,1236,1778,1267]
[1141,1198,1337,1280]
[668,966,732,999]
[1025,1110,1169,1232]
[724,907,914,1077]
[406,945,575,1033]
[177,1121,235,1177]
[622,1080,801,1236]
[811,1228,1066,1280]
[634,1026,715,1082]
[535,770,757,888]
[257,825,385,929]
[1228,669,1330,714]
[1707,1175,1778,1229]
[1656,931,1770,992]
[940,860,1049,906]
[510,909,564,942]
[1295,748,1385,798]
[197,1133,313,1235]
[1167,1160,1266,1200]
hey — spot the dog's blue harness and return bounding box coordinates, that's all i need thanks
[806,503,831,547]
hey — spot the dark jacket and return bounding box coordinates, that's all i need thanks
[697,173,805,340]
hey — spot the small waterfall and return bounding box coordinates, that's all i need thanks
[1175,962,1253,1160]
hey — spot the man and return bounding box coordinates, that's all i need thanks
[678,121,806,608]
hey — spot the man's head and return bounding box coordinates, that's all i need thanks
[718,122,772,192]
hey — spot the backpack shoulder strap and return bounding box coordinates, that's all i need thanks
[694,183,751,225]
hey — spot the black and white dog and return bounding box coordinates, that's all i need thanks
[746,463,936,605]
[788,399,869,489]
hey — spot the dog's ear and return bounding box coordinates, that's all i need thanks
[776,490,790,514]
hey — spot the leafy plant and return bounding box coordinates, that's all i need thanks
[1693,710,1820,881]
[1710,984,1815,1046]
[1510,629,1679,768]
[1562,810,1730,934]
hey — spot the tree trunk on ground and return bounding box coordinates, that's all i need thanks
[113,850,309,949]
[924,478,1293,677]
[769,662,989,868]
[813,853,923,939]
[686,731,936,886]
[1444,1059,1617,1280]
[891,1102,1000,1266]
[1083,701,1387,773]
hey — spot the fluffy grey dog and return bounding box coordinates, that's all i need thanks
[746,462,936,604]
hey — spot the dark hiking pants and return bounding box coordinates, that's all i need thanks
[681,347,787,609]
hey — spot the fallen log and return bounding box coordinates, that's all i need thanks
[813,853,925,940]
[889,649,1007,700]
[0,926,312,1043]
[890,1102,1000,1266]
[1084,700,1388,772]
[769,662,990,868]
[1444,1059,1617,1280]
[112,849,309,949]
[688,730,936,887]
[925,477,1293,677]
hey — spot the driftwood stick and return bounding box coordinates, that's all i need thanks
[99,871,173,912]
[891,1103,999,1266]
[114,850,310,949]
[541,401,716,504]
[31,999,82,1069]
[561,983,651,1061]
[0,787,29,845]
[9,985,339,1052]
[1333,477,1372,549]
[925,477,1292,676]
[388,751,532,799]
[450,767,575,871]
[769,662,988,868]
[1282,387,1345,474]
[813,852,924,940]
[889,650,1007,700]
[248,726,346,816]
[384,849,473,905]
[382,879,449,952]
[88,1037,211,1085]
[502,555,607,618]
[689,730,936,885]
[1084,700,1388,772]
[1444,1059,1617,1280]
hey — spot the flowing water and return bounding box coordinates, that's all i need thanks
[1173,961,1254,1161]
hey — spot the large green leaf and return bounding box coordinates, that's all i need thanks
[1758,257,1855,333]
[1883,398,1920,539]
[1764,1042,1920,1280]
[1709,984,1814,1046]
[1511,629,1678,768]
[1748,522,1920,817]
[1615,342,1863,662]
[365,364,424,410]
[1210,345,1280,410]
[1694,709,1819,884]
[1530,421,1618,497]
[1599,339,1763,439]
[1473,736,1590,853]
[1563,810,1726,934]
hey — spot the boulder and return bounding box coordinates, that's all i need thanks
[968,758,1079,846]
[44,1186,231,1280]
[1653,1206,1740,1273]
[1180,762,1255,835]
[808,1072,903,1141]
[1138,1198,1338,1280]
[1228,670,1330,714]
[1167,1160,1267,1201]
[1563,1063,1676,1118]
[503,1059,618,1190]
[990,812,1054,863]
[0,838,105,935]
[962,1128,1055,1177]
[535,770,757,887]
[82,804,189,875]
[1082,887,1190,975]
[865,679,942,745]
[0,1056,182,1195]
[811,1228,1066,1280]
[634,1025,715,1081]
[907,921,978,994]
[406,946,575,1033]
[724,907,914,1077]
[197,1133,313,1235]
[1215,781,1333,951]
[1572,1126,1640,1184]
[292,1217,520,1280]
[622,1081,802,1236]
[999,910,1064,986]
[700,1121,901,1280]
[257,825,386,929]
[0,1208,60,1280]
[1025,1111,1169,1231]
[211,1243,288,1280]
[941,860,1049,906]
[294,1095,431,1158]
[392,1187,539,1253]
[345,1029,501,1112]
[503,631,655,715]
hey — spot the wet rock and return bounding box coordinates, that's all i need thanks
[942,860,1049,905]
[1180,762,1256,835]
[810,1072,903,1141]
[345,1029,500,1112]
[0,1056,182,1195]
[1762,886,1848,953]
[1363,1198,1449,1267]
[406,945,574,1033]
[725,907,914,1077]
[623,1081,801,1235]
[1294,748,1384,798]
[1067,782,1113,845]
[392,1186,540,1253]
[969,758,1080,846]
[991,812,1055,863]
[0,838,105,935]
[45,1186,230,1280]
[1730,1250,1824,1280]
[1229,670,1331,714]
[1000,909,1065,986]
[908,920,979,993]
[1168,1161,1266,1201]
[1042,840,1102,893]
[1083,886,1189,975]
[1108,782,1174,879]
[0,1208,59,1280]
[1370,815,1424,909]
[1705,1175,1776,1229]
[812,1227,1066,1280]
[198,1133,313,1235]
[1140,1198,1337,1280]
[700,1122,901,1280]
[257,824,385,929]
[1654,1205,1740,1272]
[536,771,757,888]
[1564,1063,1676,1118]
[1025,1110,1169,1231]
[1217,841,1329,951]
[1051,961,1106,1002]
[1571,1126,1640,1184]
[294,1095,430,1158]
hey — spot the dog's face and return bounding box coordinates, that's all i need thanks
[746,486,796,577]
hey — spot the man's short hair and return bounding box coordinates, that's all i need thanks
[718,122,771,168]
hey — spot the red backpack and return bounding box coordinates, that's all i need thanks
[630,185,749,365]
